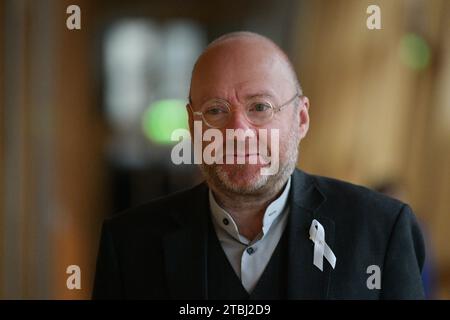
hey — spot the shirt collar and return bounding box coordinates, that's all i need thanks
[209,177,291,244]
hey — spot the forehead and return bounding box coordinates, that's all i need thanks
[191,39,293,102]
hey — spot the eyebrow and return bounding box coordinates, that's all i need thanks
[244,92,275,100]
[192,90,277,106]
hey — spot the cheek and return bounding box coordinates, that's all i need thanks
[275,123,301,158]
[278,132,293,157]
[264,127,291,158]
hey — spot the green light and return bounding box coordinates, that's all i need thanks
[142,99,188,144]
[399,33,431,71]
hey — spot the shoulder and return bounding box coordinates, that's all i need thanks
[313,173,404,211]
[300,170,410,228]
[101,182,207,238]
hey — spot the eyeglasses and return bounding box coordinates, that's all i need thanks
[189,92,301,128]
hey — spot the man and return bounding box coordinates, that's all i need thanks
[92,32,425,299]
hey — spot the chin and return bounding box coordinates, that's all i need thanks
[215,164,269,194]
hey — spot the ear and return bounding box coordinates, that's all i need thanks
[298,96,310,139]
[186,103,194,139]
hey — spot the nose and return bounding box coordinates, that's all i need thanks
[225,107,254,131]
[222,107,259,156]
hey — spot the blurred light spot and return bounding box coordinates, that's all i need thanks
[399,33,431,71]
[142,99,188,144]
[104,21,159,128]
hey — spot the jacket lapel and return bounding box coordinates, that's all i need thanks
[287,170,336,299]
[162,183,210,299]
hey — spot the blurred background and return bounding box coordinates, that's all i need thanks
[0,0,449,299]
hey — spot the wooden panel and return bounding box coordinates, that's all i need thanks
[291,0,450,297]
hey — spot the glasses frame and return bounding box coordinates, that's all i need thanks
[188,92,302,128]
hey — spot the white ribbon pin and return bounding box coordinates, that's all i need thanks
[309,219,337,271]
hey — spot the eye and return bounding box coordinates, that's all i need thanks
[205,106,228,115]
[249,103,271,112]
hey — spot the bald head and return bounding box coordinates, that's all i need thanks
[189,31,301,103]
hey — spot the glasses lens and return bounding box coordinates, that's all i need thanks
[246,101,274,125]
[202,100,230,128]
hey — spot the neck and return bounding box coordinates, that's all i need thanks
[210,181,287,241]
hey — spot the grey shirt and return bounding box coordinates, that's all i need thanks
[208,178,291,293]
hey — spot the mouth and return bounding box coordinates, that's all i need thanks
[225,153,258,157]
[223,153,270,165]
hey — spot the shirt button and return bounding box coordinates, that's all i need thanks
[246,247,255,255]
[222,218,229,226]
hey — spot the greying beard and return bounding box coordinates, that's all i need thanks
[199,128,300,196]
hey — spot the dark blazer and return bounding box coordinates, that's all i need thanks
[92,169,425,299]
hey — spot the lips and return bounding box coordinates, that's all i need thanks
[225,153,258,157]
[223,153,269,165]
